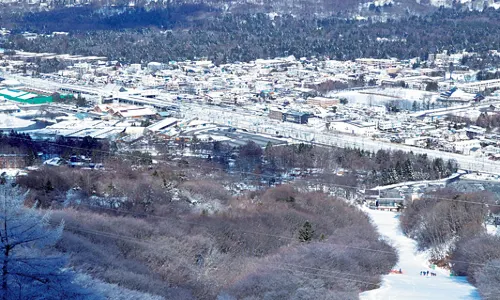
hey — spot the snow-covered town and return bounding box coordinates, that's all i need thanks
[3,45,500,299]
[1,48,500,171]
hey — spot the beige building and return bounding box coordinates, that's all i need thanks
[307,96,339,108]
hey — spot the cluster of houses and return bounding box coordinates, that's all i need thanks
[0,48,500,161]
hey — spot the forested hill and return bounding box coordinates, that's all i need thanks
[4,7,500,65]
[15,5,220,32]
[0,0,439,21]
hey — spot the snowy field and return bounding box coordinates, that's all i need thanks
[461,172,500,182]
[0,113,35,129]
[0,168,27,177]
[360,209,480,300]
[329,90,396,106]
[328,88,438,108]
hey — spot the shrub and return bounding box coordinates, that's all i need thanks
[451,235,500,283]
[400,190,491,257]
[261,185,296,202]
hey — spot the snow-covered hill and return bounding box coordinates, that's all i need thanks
[360,209,480,300]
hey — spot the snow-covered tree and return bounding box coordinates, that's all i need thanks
[402,159,415,181]
[0,186,98,300]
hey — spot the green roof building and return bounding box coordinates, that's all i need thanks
[0,88,53,104]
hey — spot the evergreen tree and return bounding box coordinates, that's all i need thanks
[44,179,54,193]
[76,94,87,107]
[0,173,6,185]
[298,221,314,242]
[403,159,415,181]
[432,158,445,179]
[395,161,404,178]
[0,186,98,299]
[412,101,419,112]
[446,159,458,175]
[389,168,399,184]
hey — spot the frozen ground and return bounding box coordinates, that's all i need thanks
[360,209,480,300]
[329,90,396,106]
[329,88,438,107]
[0,114,35,129]
[461,172,500,182]
[486,225,499,236]
[74,273,163,300]
[0,168,27,177]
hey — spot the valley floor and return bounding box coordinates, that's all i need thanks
[359,209,480,300]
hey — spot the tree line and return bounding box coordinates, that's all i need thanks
[195,141,459,187]
[448,112,500,132]
[3,7,500,67]
[0,131,110,165]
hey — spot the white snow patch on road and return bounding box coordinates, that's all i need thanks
[360,208,480,300]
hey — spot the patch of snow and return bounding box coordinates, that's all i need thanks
[461,172,500,182]
[360,208,480,300]
[0,168,27,177]
[486,224,500,236]
[329,90,397,106]
[0,113,35,129]
[74,273,164,300]
[267,12,279,20]
[372,172,462,190]
[43,157,65,166]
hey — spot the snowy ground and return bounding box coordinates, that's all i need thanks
[74,273,163,300]
[0,168,27,177]
[486,225,500,236]
[461,172,500,182]
[360,209,480,300]
[329,88,438,107]
[0,113,35,129]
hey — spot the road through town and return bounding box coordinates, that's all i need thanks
[11,74,500,174]
[182,104,500,174]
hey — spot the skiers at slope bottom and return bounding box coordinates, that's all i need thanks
[420,271,436,276]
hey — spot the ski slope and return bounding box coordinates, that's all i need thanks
[360,209,480,300]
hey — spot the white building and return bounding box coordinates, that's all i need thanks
[452,139,482,155]
[378,119,402,131]
[329,120,377,136]
[458,79,500,93]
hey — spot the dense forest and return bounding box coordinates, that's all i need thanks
[0,0,438,21]
[3,7,500,65]
[2,128,406,298]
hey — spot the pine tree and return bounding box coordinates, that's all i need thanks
[403,159,415,181]
[44,179,54,193]
[412,100,418,112]
[0,186,98,299]
[395,161,404,178]
[433,158,445,179]
[298,221,314,242]
[390,168,399,184]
